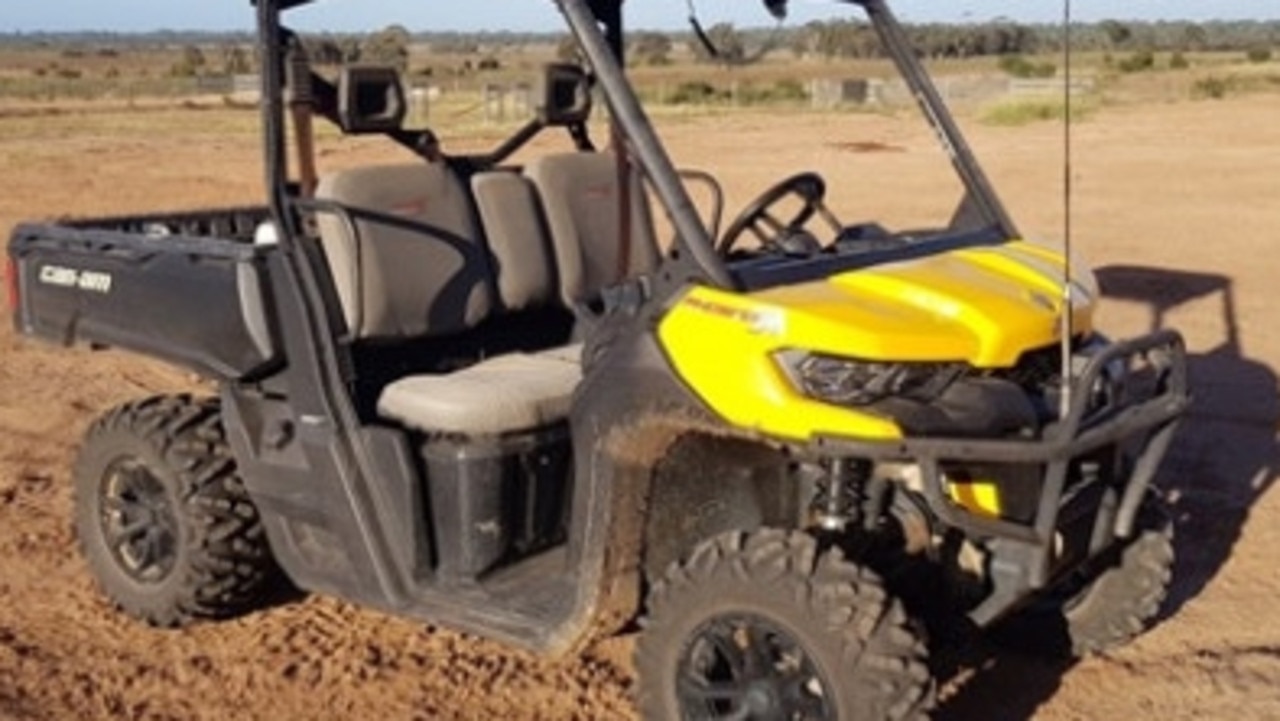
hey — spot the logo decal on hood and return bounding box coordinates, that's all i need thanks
[685,296,787,337]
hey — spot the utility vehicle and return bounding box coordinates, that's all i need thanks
[7,0,1189,718]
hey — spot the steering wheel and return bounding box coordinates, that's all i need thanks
[717,172,827,255]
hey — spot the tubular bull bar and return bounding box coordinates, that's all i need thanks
[808,330,1190,625]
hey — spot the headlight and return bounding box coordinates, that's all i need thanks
[1073,334,1127,411]
[776,351,966,407]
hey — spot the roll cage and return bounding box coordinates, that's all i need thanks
[252,0,1020,296]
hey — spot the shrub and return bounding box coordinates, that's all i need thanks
[1192,75,1233,100]
[1117,49,1156,73]
[1246,46,1273,64]
[1170,52,1190,70]
[668,80,724,104]
[736,79,809,105]
[998,55,1057,79]
[771,78,809,102]
[171,45,207,78]
[982,98,1094,126]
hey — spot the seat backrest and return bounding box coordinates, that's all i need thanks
[315,163,493,339]
[470,171,558,312]
[524,153,661,306]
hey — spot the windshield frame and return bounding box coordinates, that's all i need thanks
[556,0,1022,292]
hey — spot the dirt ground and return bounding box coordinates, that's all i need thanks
[0,92,1278,720]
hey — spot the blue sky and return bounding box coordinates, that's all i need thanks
[5,1,1280,34]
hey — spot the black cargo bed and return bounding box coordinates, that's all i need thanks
[8,207,280,380]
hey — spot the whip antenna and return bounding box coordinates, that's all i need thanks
[686,0,783,66]
[1059,0,1075,421]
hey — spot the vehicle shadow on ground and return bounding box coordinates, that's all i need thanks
[931,265,1279,721]
[1094,265,1279,618]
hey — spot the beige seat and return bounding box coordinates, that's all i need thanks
[524,152,661,305]
[469,171,559,312]
[372,170,583,436]
[378,344,582,435]
[315,163,493,340]
[362,156,662,437]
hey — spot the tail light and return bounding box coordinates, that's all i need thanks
[5,257,18,312]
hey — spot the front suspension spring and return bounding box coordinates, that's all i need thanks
[812,459,872,531]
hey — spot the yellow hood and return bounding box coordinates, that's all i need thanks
[753,241,1095,367]
[656,240,1095,441]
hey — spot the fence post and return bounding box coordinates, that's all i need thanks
[409,87,430,127]
[483,83,506,124]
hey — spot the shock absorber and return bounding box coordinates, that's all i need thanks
[812,458,872,532]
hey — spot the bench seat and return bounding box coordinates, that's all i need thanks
[377,345,583,436]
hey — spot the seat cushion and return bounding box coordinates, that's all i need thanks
[524,153,661,306]
[315,163,492,339]
[378,345,583,436]
[471,171,558,312]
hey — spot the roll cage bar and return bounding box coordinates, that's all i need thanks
[253,0,1019,292]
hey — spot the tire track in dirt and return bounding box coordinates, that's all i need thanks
[1055,644,1280,720]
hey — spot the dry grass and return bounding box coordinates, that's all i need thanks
[980,97,1098,126]
[2,40,1276,119]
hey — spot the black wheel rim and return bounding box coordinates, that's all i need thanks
[99,458,179,584]
[677,613,835,721]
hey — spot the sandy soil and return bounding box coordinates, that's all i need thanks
[1,93,1278,720]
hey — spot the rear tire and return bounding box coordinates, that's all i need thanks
[74,395,279,627]
[635,529,932,721]
[999,495,1175,658]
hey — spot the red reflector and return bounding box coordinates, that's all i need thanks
[5,257,18,312]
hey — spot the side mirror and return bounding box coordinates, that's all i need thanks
[538,64,592,126]
[337,65,407,133]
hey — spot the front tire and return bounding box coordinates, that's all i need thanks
[74,395,278,627]
[1000,495,1175,658]
[635,529,932,721]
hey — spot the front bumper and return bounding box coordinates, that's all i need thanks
[807,330,1189,625]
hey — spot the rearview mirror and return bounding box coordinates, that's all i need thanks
[538,64,592,126]
[764,0,788,20]
[337,65,407,133]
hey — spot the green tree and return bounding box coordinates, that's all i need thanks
[1100,20,1133,49]
[555,34,580,63]
[808,20,877,60]
[630,31,673,66]
[1180,24,1208,52]
[692,23,745,64]
[222,45,251,75]
[170,44,206,77]
[339,37,363,63]
[363,25,411,71]
[307,37,345,65]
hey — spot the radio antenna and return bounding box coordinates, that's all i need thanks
[1059,0,1075,421]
